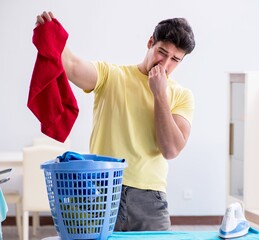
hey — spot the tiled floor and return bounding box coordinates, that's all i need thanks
[2,225,56,240]
[2,225,221,240]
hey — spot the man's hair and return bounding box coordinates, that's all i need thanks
[152,18,195,54]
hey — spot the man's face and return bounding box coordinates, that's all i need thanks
[146,37,186,75]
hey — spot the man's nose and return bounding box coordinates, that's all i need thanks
[158,60,169,73]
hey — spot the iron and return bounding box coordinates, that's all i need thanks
[219,202,250,239]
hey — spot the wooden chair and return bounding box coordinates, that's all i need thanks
[30,137,71,236]
[4,192,22,240]
[22,145,66,240]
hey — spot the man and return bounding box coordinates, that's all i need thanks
[36,11,195,231]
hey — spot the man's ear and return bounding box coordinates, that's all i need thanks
[147,36,154,49]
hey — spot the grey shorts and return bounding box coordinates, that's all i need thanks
[114,185,171,231]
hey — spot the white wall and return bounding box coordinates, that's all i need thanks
[1,0,259,216]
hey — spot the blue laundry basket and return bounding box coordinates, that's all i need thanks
[41,154,126,240]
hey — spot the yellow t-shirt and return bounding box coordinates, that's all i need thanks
[87,61,194,192]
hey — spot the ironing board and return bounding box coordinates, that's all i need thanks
[42,227,259,240]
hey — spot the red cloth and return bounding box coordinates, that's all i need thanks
[27,18,79,142]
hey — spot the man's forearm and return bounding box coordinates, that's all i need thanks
[153,94,186,160]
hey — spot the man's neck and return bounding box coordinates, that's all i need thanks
[137,62,148,76]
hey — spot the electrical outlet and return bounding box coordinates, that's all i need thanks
[183,190,193,200]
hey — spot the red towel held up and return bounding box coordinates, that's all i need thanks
[27,18,79,142]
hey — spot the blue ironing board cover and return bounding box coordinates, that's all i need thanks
[108,227,259,239]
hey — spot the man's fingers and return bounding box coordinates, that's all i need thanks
[153,64,166,75]
[49,11,55,19]
[35,11,54,26]
[36,15,45,26]
[42,11,52,21]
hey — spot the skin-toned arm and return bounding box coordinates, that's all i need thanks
[36,11,97,92]
[61,47,97,91]
[148,64,191,159]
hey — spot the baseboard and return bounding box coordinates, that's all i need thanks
[245,210,259,226]
[2,216,54,226]
[3,215,223,226]
[171,216,223,225]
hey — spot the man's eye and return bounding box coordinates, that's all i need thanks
[158,51,166,56]
[171,58,179,62]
